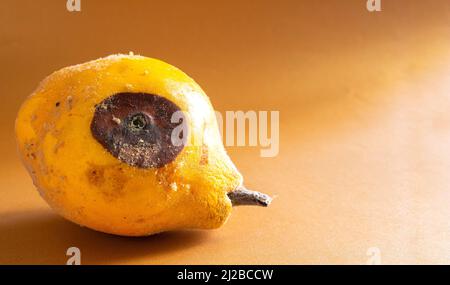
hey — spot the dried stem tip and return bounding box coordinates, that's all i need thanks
[227,185,272,207]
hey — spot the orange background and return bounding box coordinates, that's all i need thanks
[1,0,450,264]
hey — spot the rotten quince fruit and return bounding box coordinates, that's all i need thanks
[15,54,271,236]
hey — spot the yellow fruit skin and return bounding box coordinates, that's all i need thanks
[15,54,243,236]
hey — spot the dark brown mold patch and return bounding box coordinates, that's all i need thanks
[90,93,186,168]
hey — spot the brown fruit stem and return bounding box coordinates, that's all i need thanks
[227,185,272,207]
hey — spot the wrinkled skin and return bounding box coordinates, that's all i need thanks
[15,54,243,236]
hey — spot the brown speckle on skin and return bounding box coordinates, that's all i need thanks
[27,152,36,160]
[90,93,186,168]
[86,166,105,187]
[200,144,209,165]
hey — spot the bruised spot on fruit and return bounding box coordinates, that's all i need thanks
[86,164,128,200]
[90,93,186,168]
[103,170,128,200]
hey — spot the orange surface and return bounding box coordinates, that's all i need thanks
[1,0,450,264]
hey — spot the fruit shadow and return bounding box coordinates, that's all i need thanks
[0,210,208,264]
